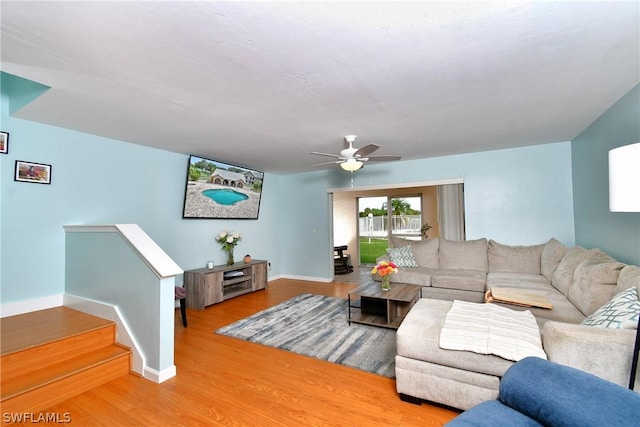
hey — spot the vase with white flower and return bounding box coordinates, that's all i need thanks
[216,231,241,265]
[371,261,398,291]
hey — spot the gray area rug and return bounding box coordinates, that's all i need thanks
[216,293,396,378]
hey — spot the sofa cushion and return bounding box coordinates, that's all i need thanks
[488,240,544,275]
[440,238,488,272]
[486,272,550,290]
[541,238,567,281]
[396,298,514,378]
[614,264,640,296]
[551,246,595,296]
[568,250,625,316]
[388,234,405,248]
[432,269,487,292]
[581,286,640,329]
[390,235,439,269]
[484,275,585,325]
[541,320,638,388]
[422,287,486,303]
[386,267,436,287]
[499,294,586,326]
[386,246,418,267]
[410,238,440,268]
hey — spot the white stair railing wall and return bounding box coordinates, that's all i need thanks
[63,224,183,383]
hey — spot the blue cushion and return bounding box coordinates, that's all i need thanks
[499,357,640,427]
[445,400,543,427]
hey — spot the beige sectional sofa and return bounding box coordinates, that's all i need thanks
[378,236,640,410]
[376,236,629,325]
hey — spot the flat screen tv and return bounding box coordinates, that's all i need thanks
[182,155,264,220]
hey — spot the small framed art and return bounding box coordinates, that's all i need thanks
[15,160,52,184]
[0,131,8,154]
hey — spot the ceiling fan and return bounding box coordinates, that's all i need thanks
[311,135,402,171]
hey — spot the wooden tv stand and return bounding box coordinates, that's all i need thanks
[184,260,267,309]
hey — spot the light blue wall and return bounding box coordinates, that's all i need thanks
[572,84,640,265]
[1,78,283,305]
[280,142,576,278]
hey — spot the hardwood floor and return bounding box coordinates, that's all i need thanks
[9,279,459,426]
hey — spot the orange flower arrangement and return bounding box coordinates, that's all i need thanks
[372,261,398,290]
[371,261,398,277]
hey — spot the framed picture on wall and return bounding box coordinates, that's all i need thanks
[0,131,8,154]
[14,160,52,184]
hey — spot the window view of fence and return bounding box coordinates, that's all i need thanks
[358,196,421,265]
[359,215,422,238]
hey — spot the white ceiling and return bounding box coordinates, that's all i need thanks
[2,1,638,174]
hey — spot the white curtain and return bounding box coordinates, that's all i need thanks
[438,184,465,241]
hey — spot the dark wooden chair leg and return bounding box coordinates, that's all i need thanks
[179,297,188,327]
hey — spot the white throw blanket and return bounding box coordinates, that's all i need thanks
[439,300,547,361]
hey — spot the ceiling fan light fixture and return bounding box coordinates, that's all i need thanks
[340,158,363,171]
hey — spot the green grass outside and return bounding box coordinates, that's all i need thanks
[359,237,389,264]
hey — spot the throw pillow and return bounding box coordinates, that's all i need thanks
[614,265,640,296]
[581,287,640,329]
[386,246,418,268]
[541,238,567,281]
[551,246,595,296]
[568,249,625,316]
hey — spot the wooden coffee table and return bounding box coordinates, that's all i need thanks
[348,282,422,329]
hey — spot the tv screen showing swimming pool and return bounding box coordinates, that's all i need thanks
[182,155,264,220]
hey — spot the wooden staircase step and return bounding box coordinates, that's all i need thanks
[0,344,131,414]
[1,325,116,381]
[1,306,115,355]
[0,306,132,415]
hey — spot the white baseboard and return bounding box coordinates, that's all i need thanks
[143,365,176,383]
[0,294,64,318]
[63,294,145,377]
[279,274,332,283]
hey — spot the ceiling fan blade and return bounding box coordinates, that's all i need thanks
[364,155,402,162]
[311,160,343,167]
[354,144,379,157]
[311,151,341,158]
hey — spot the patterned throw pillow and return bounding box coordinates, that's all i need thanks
[581,287,640,329]
[386,246,418,268]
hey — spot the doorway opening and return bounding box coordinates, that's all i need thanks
[331,182,465,278]
[358,196,422,265]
